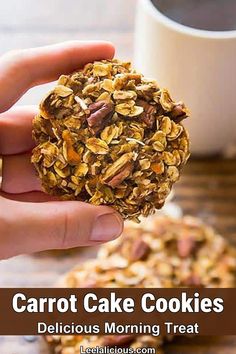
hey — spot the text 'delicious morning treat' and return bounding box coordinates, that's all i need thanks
[32,59,190,220]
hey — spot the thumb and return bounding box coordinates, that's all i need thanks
[0,197,123,259]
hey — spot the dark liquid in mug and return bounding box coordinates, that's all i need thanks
[151,0,236,31]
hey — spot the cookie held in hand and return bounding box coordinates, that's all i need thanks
[32,59,190,221]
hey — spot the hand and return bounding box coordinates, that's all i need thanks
[0,41,123,259]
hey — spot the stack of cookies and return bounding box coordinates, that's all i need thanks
[46,216,236,353]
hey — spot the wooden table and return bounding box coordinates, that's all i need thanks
[1,157,236,353]
[175,157,236,246]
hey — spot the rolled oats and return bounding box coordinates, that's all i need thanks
[32,59,190,221]
[46,216,236,353]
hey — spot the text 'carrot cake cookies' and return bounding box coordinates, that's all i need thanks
[46,216,236,353]
[32,59,190,221]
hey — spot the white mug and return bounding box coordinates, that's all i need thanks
[134,0,236,155]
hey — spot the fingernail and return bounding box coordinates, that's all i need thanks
[91,212,123,241]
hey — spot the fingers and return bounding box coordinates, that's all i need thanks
[0,197,123,259]
[2,153,40,194]
[0,105,37,155]
[0,191,60,203]
[0,41,115,112]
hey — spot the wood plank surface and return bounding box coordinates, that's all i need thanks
[0,0,135,106]
[0,157,235,353]
[0,0,136,31]
[175,158,236,246]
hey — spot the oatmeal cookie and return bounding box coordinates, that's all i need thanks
[32,60,190,221]
[46,217,236,353]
